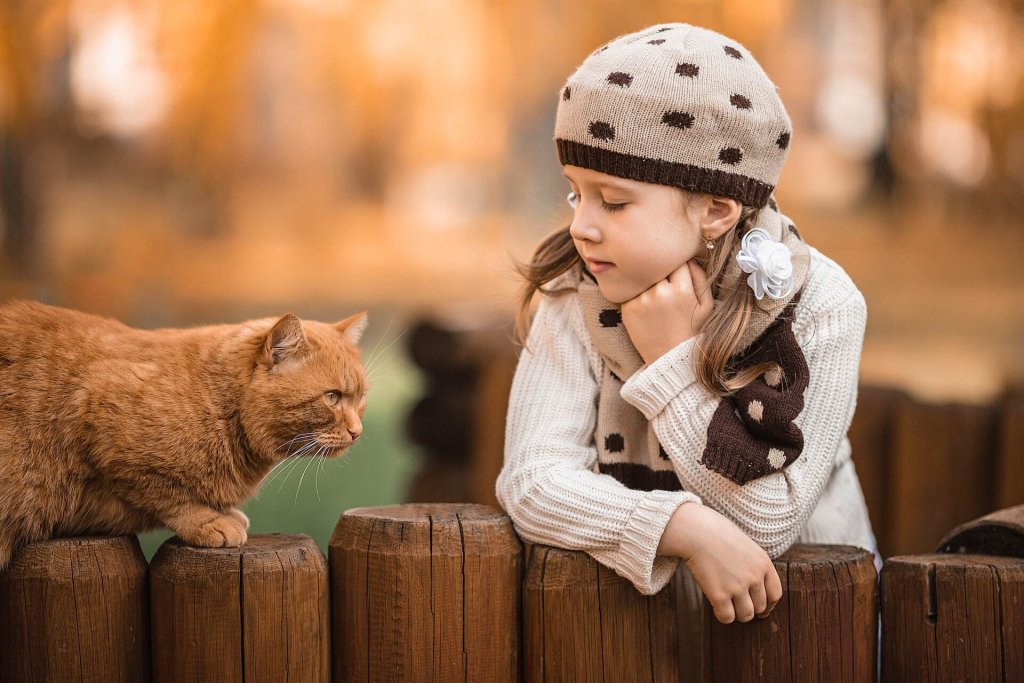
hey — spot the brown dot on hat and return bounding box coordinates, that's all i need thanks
[675,63,699,78]
[609,370,621,383]
[658,444,670,461]
[589,121,615,141]
[719,147,743,165]
[607,72,633,87]
[562,86,571,101]
[724,45,743,59]
[647,39,665,45]
[599,309,622,327]
[662,111,695,129]
[657,27,673,32]
[767,196,779,211]
[730,94,752,110]
[604,433,625,453]
[777,131,791,149]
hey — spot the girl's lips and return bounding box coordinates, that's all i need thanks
[587,258,614,274]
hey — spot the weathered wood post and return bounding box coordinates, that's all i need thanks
[0,536,150,682]
[699,544,878,682]
[149,533,329,682]
[522,543,687,682]
[882,504,1024,682]
[329,503,521,682]
[523,543,877,682]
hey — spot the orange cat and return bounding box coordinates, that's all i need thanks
[0,300,368,569]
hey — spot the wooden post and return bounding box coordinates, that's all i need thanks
[0,536,149,682]
[702,545,878,682]
[882,505,1024,681]
[888,399,998,555]
[149,534,329,683]
[847,385,908,558]
[522,544,686,682]
[523,543,877,682]
[329,503,521,682]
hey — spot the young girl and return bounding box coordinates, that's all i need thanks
[495,22,880,626]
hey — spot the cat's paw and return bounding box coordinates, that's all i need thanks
[225,508,250,531]
[189,513,248,548]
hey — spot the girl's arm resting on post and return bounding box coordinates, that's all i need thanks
[620,287,867,559]
[496,291,702,596]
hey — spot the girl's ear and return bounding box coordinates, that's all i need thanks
[702,196,743,239]
[264,313,308,366]
[336,312,369,345]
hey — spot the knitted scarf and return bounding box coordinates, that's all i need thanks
[579,201,812,490]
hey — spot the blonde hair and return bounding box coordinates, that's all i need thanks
[514,191,779,398]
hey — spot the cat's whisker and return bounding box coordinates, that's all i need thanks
[363,328,407,376]
[278,432,318,452]
[272,444,318,492]
[294,445,326,507]
[362,313,396,372]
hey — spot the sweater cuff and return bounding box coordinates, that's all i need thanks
[613,489,702,595]
[620,336,699,420]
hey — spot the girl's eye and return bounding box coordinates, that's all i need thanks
[601,200,626,212]
[324,390,341,406]
[566,191,579,209]
[567,191,626,212]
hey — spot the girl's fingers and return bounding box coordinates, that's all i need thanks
[688,259,713,306]
[711,597,736,624]
[759,565,783,617]
[749,579,768,617]
[732,592,756,623]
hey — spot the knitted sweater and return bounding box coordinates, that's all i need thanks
[495,245,876,595]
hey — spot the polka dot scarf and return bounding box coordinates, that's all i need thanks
[579,202,812,489]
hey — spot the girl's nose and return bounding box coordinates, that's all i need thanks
[568,207,602,243]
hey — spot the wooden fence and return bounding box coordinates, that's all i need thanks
[401,318,1024,563]
[1,503,1021,682]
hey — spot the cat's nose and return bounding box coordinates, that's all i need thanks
[348,428,361,441]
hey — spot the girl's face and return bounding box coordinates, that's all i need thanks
[564,164,705,304]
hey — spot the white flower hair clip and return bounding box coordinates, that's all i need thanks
[736,228,794,300]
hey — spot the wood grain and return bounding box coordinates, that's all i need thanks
[149,533,328,683]
[881,553,1024,682]
[329,503,520,682]
[0,536,149,682]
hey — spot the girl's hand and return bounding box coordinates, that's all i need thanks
[621,259,714,365]
[659,502,783,623]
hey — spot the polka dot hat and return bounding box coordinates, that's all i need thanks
[554,23,791,208]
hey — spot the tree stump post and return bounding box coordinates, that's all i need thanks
[701,544,878,682]
[329,503,521,682]
[0,536,150,682]
[882,504,1024,681]
[523,543,877,682]
[149,534,329,683]
[522,544,687,682]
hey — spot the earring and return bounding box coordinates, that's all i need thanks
[704,234,716,250]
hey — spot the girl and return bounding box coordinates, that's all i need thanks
[495,22,880,626]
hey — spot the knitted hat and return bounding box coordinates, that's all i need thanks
[554,23,792,208]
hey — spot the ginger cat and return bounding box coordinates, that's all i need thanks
[0,300,368,569]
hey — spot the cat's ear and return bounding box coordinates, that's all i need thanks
[263,313,308,365]
[336,312,368,345]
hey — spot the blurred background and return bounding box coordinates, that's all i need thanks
[1,0,1022,560]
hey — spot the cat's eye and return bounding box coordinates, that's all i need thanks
[324,390,341,406]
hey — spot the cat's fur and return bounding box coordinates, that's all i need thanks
[0,300,368,569]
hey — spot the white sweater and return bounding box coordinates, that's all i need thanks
[495,245,876,595]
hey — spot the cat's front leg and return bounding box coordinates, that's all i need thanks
[164,505,248,548]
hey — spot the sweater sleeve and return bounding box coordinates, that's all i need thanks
[619,288,867,559]
[495,290,703,595]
